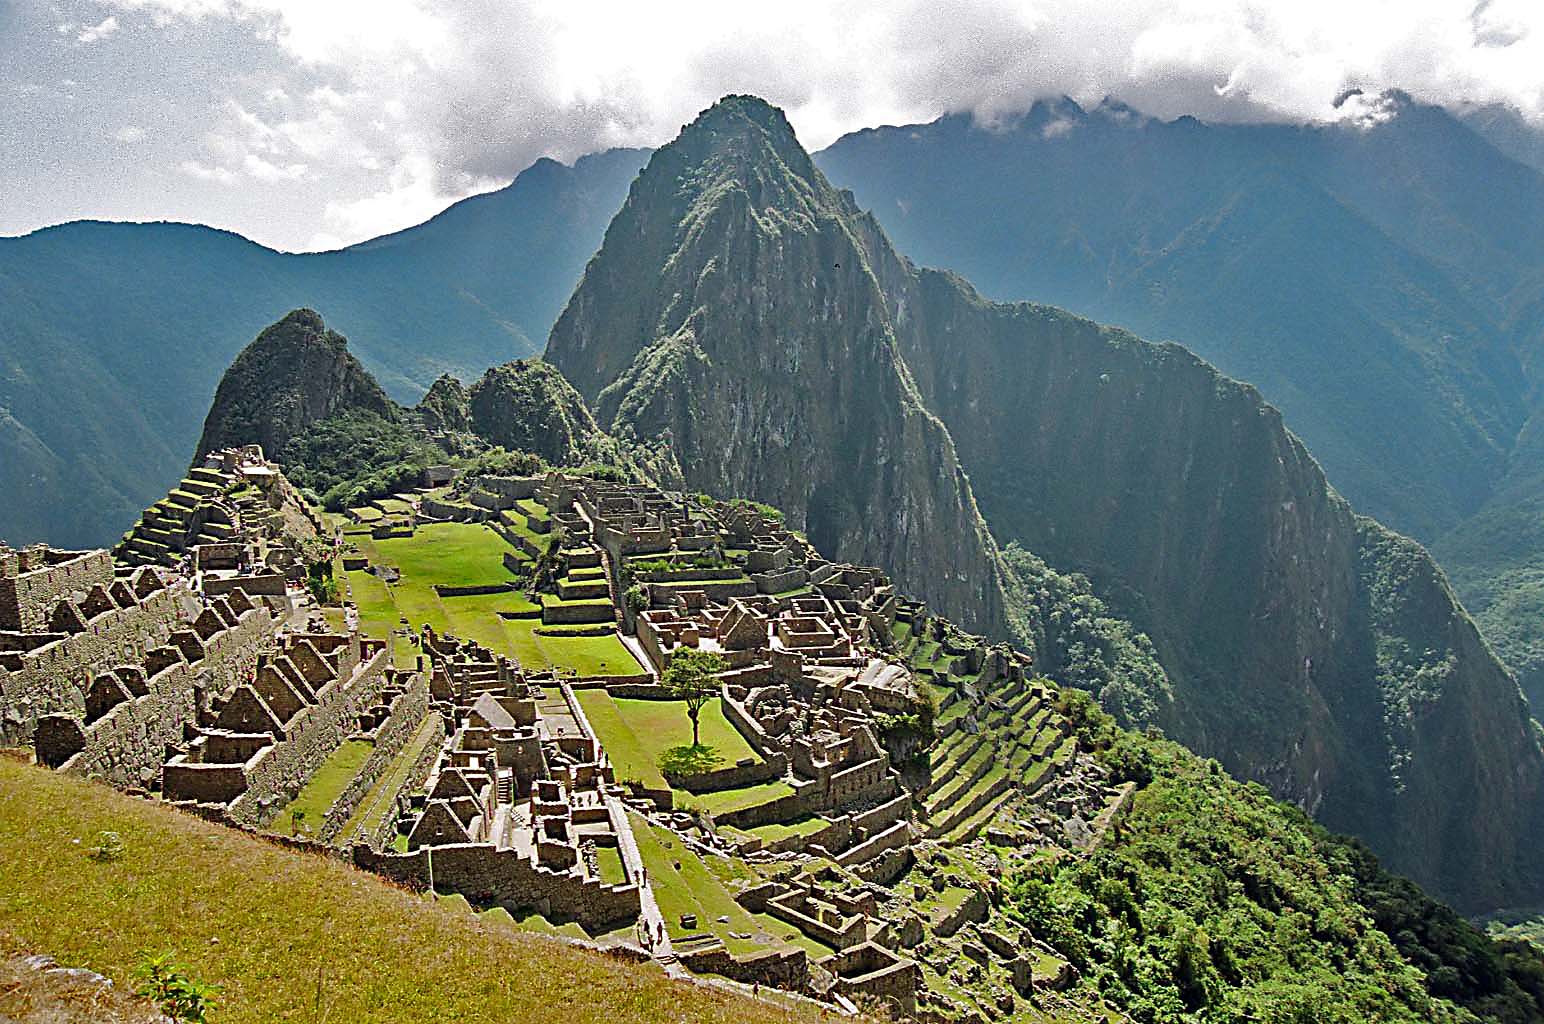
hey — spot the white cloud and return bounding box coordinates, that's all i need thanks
[242,152,305,180]
[76,15,119,43]
[114,124,146,142]
[320,152,493,241]
[177,159,237,184]
[35,0,1544,247]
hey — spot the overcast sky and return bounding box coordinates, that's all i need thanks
[3,0,1541,252]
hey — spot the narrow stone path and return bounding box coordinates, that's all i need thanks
[608,795,687,978]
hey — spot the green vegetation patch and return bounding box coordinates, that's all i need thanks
[689,781,795,819]
[574,690,668,792]
[370,521,518,589]
[277,739,374,836]
[1004,692,1544,1022]
[342,713,444,841]
[629,813,790,956]
[609,696,762,770]
[742,817,828,843]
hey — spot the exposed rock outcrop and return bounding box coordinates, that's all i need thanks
[195,308,395,460]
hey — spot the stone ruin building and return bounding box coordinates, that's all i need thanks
[356,630,641,931]
[4,539,419,837]
[4,462,1111,1018]
[117,445,320,598]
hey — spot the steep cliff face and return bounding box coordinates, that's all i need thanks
[465,359,624,468]
[547,96,1009,636]
[874,265,1544,911]
[195,309,396,460]
[547,93,1544,912]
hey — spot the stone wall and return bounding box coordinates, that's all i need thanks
[716,788,807,830]
[668,751,787,794]
[204,573,286,597]
[1,582,196,742]
[648,579,758,604]
[541,600,615,626]
[835,820,912,867]
[753,567,808,594]
[932,886,990,938]
[637,567,745,583]
[319,681,431,842]
[353,843,641,930]
[472,476,541,502]
[365,718,445,850]
[678,946,808,989]
[719,688,780,760]
[434,583,515,598]
[421,498,483,523]
[850,793,910,838]
[0,549,115,632]
[44,658,200,788]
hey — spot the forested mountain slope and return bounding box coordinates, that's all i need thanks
[816,98,1544,707]
[0,147,645,548]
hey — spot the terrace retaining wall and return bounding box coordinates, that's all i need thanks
[354,843,641,930]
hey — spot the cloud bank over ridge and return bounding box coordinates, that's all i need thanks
[4,0,1542,249]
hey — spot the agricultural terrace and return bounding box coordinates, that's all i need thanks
[628,812,832,960]
[332,513,639,678]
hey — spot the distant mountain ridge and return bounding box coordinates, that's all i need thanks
[0,147,647,548]
[815,94,1544,709]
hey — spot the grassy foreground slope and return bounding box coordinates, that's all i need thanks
[0,758,820,1024]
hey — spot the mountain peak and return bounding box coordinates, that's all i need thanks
[195,308,395,461]
[547,91,1013,638]
[689,93,796,135]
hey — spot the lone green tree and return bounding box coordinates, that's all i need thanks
[662,648,726,748]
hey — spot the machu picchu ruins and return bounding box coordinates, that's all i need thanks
[2,444,1132,1021]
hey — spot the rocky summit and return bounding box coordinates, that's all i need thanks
[547,96,1011,643]
[196,308,396,460]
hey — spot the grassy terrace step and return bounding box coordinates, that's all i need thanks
[936,698,970,727]
[929,727,980,772]
[629,812,805,957]
[1020,737,1078,792]
[929,766,1011,837]
[516,498,550,519]
[276,739,374,836]
[557,578,611,600]
[0,759,810,1024]
[343,713,445,842]
[574,692,764,794]
[942,787,1017,845]
[926,743,996,815]
[934,728,987,770]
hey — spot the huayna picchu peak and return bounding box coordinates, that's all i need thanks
[11,45,1544,1024]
